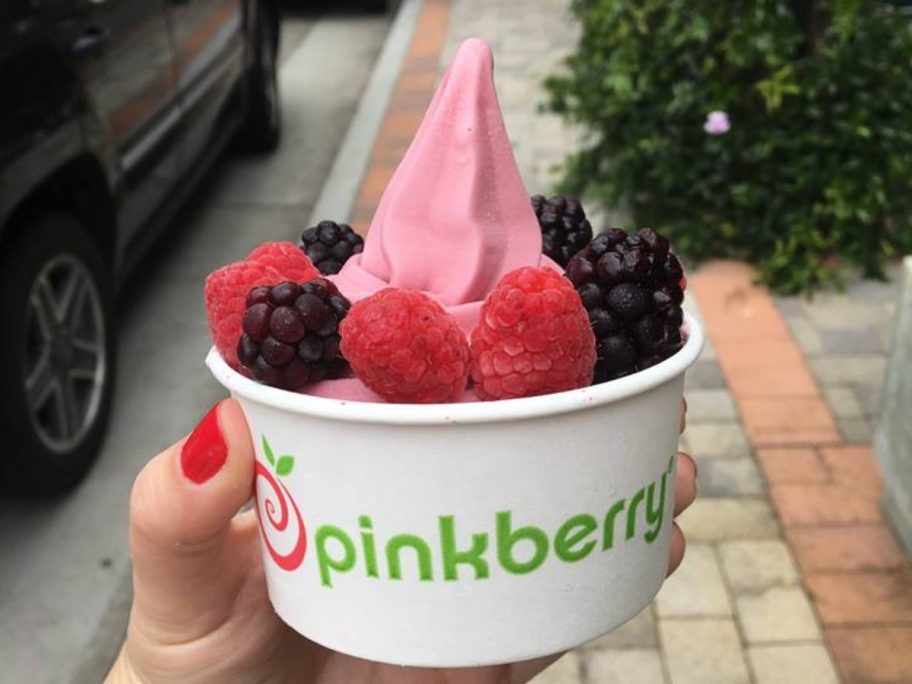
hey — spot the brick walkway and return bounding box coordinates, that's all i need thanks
[776,267,904,446]
[337,0,912,681]
[692,264,912,683]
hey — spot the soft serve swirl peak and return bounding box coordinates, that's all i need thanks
[329,38,558,334]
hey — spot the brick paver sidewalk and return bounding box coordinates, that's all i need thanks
[339,1,912,681]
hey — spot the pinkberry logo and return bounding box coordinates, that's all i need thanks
[256,437,307,571]
[256,434,673,585]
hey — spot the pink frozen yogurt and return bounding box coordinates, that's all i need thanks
[308,38,559,401]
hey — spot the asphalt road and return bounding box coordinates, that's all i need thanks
[0,5,393,683]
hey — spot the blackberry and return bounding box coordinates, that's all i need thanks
[237,279,351,390]
[567,227,685,382]
[300,220,364,275]
[531,195,593,268]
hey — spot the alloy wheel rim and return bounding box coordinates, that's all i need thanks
[23,255,107,454]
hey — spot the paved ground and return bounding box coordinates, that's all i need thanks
[340,0,911,682]
[0,6,394,683]
[692,264,912,684]
[776,267,904,445]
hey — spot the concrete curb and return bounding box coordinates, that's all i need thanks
[307,0,425,225]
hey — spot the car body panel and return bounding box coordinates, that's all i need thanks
[0,0,272,280]
[164,0,246,178]
[74,0,183,253]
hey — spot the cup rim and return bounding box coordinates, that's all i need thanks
[206,313,704,425]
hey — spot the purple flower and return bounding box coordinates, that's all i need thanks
[703,111,731,135]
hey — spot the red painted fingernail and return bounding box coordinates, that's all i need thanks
[181,403,228,484]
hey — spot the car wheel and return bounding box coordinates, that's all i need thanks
[236,2,280,153]
[0,213,116,495]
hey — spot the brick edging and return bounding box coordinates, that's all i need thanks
[349,0,453,235]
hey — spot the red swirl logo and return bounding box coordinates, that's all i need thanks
[255,459,307,571]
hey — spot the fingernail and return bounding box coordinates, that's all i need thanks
[181,403,228,484]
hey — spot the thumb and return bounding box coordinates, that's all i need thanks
[128,398,256,642]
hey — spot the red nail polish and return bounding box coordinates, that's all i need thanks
[181,403,228,484]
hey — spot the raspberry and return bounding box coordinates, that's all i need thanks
[205,261,283,370]
[247,241,320,283]
[567,227,685,382]
[531,195,593,268]
[205,242,319,370]
[300,220,364,275]
[470,266,596,400]
[339,289,470,403]
[237,279,351,389]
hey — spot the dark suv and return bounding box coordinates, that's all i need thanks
[0,0,281,494]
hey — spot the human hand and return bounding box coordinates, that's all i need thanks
[107,398,696,684]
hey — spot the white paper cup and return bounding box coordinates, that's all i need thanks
[206,314,703,667]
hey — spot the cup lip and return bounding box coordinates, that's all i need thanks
[206,313,704,425]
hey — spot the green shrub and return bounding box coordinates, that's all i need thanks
[545,0,912,293]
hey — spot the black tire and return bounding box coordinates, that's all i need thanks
[0,213,116,495]
[236,2,280,153]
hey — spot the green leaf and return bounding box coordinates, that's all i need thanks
[262,436,276,467]
[540,0,912,294]
[276,455,294,477]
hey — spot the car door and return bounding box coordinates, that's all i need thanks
[162,0,245,173]
[73,0,181,251]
